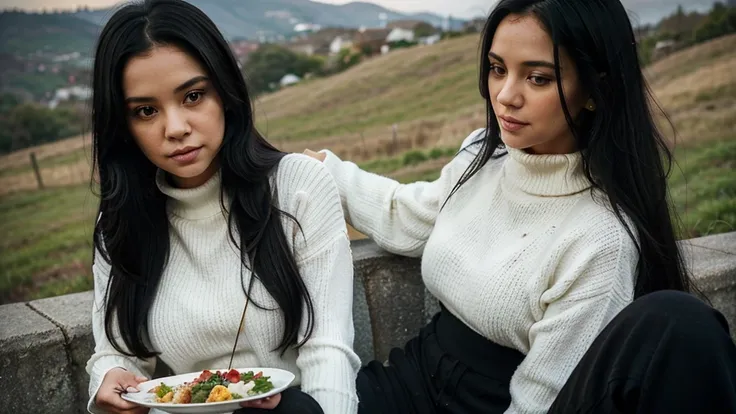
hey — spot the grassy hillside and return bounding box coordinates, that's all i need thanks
[1,33,734,303]
[0,11,99,55]
[254,34,484,143]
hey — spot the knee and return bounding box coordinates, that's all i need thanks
[629,290,730,337]
[635,290,705,314]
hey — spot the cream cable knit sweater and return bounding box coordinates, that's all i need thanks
[320,129,638,414]
[86,154,360,414]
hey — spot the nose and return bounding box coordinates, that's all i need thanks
[496,76,523,109]
[164,109,191,141]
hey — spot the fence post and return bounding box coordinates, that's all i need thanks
[360,132,367,158]
[30,152,44,189]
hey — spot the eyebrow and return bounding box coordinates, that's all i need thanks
[488,52,556,70]
[124,75,210,104]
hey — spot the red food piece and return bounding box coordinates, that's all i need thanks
[253,371,263,379]
[224,369,241,383]
[194,370,213,384]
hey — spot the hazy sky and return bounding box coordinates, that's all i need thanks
[0,0,714,20]
[1,0,489,15]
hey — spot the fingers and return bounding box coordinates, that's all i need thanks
[96,391,145,412]
[303,149,326,162]
[96,368,149,413]
[240,392,281,409]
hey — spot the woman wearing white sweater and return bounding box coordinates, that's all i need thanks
[307,0,736,413]
[85,1,359,413]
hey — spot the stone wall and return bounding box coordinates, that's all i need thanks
[1,232,734,413]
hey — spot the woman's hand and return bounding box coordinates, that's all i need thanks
[95,367,149,414]
[240,393,282,410]
[303,149,326,162]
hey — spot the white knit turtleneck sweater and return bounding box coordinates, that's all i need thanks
[86,154,361,414]
[321,129,638,414]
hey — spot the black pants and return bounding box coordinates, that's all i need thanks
[357,291,736,414]
[234,386,324,414]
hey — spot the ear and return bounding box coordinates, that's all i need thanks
[584,73,606,111]
[585,98,596,112]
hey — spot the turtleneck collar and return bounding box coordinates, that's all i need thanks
[156,169,224,219]
[502,147,592,197]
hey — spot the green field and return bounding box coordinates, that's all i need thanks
[1,34,734,304]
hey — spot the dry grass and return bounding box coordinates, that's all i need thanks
[0,134,89,170]
[0,159,90,196]
[1,34,734,302]
[646,34,736,146]
[645,34,736,83]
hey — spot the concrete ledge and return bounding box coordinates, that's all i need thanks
[353,239,426,361]
[0,302,76,413]
[0,232,734,414]
[681,232,736,341]
[28,291,95,414]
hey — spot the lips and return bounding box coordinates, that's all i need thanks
[169,146,202,163]
[498,115,528,132]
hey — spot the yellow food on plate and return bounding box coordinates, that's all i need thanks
[173,386,192,404]
[157,391,174,403]
[206,385,232,402]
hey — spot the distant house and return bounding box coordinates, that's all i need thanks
[354,28,392,54]
[329,36,354,55]
[230,40,259,62]
[48,85,92,109]
[386,19,438,39]
[289,28,358,56]
[652,39,678,61]
[386,20,425,31]
[386,27,415,43]
[280,74,301,88]
[418,33,442,45]
[294,23,322,34]
[286,39,318,56]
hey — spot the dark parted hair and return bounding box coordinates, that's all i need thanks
[448,0,694,298]
[91,0,313,358]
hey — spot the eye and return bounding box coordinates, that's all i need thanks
[529,75,551,86]
[134,106,157,119]
[184,91,204,104]
[489,63,506,76]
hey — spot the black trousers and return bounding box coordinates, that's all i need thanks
[357,290,736,414]
[234,386,324,414]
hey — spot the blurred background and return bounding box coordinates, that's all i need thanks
[0,0,734,304]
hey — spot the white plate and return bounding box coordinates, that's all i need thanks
[121,367,295,414]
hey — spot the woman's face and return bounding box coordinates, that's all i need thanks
[122,44,225,188]
[487,14,590,155]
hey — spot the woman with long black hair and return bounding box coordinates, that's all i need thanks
[306,0,736,412]
[85,1,359,413]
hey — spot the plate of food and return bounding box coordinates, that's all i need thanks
[121,367,295,413]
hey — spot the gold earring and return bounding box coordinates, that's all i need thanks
[585,99,596,111]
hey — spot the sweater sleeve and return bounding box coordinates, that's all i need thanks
[276,154,362,414]
[319,129,485,257]
[85,248,156,414]
[505,214,638,414]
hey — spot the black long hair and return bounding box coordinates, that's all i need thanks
[91,0,314,358]
[448,0,693,298]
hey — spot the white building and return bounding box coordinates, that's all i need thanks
[329,36,353,55]
[386,27,415,43]
[48,85,92,108]
[280,74,301,88]
[419,34,442,45]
